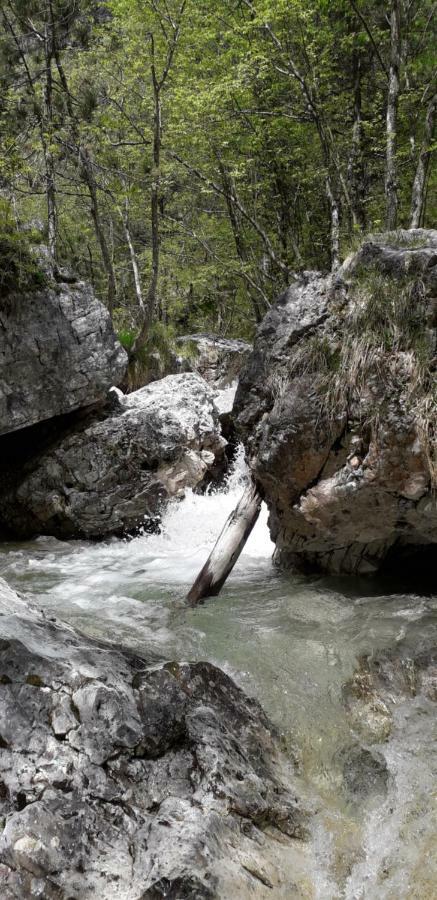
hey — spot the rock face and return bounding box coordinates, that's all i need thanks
[234,230,437,575]
[0,374,226,539]
[0,578,308,898]
[0,276,127,436]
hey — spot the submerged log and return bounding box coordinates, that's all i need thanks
[187,481,262,606]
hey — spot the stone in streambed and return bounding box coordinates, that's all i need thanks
[0,577,310,898]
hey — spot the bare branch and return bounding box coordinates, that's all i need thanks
[347,0,389,77]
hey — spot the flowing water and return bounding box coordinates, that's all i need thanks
[0,447,436,898]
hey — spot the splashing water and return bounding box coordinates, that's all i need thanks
[0,447,436,898]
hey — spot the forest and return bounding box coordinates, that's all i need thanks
[1,0,435,350]
[1,2,437,897]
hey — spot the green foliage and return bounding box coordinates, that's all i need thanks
[0,208,47,298]
[118,321,179,391]
[0,0,435,336]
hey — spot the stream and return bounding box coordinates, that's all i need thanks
[0,447,436,899]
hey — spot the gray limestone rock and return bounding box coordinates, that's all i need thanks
[137,334,252,392]
[0,373,226,539]
[176,334,252,388]
[234,230,437,575]
[0,276,127,436]
[0,578,309,899]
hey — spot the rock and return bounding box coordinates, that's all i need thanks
[176,334,252,388]
[343,646,437,744]
[234,230,437,575]
[345,647,437,704]
[0,274,127,436]
[0,374,227,539]
[0,578,309,898]
[136,334,252,394]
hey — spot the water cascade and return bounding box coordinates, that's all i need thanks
[1,448,435,898]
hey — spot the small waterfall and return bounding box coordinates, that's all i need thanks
[0,443,435,899]
[135,443,274,583]
[0,446,274,635]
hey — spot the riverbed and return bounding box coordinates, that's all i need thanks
[1,449,435,898]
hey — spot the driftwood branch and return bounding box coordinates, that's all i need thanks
[187,482,262,606]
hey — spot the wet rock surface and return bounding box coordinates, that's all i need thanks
[0,578,308,899]
[234,230,437,575]
[0,374,226,539]
[0,273,126,436]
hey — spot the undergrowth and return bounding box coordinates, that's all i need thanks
[117,322,197,391]
[0,217,47,299]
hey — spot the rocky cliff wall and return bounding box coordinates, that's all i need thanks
[0,271,126,436]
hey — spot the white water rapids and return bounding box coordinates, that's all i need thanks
[0,447,436,898]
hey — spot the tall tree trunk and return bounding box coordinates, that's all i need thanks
[348,49,366,231]
[326,178,340,271]
[121,201,145,314]
[131,77,161,357]
[410,93,436,228]
[148,76,161,323]
[273,163,303,269]
[6,0,59,261]
[49,5,117,314]
[44,30,57,259]
[80,150,117,315]
[218,160,265,322]
[385,0,401,230]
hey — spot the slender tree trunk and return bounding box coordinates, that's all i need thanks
[348,50,366,231]
[131,52,161,358]
[80,150,117,315]
[385,0,401,230]
[148,77,161,323]
[326,178,340,271]
[49,6,117,314]
[218,160,265,322]
[273,163,303,268]
[121,201,145,314]
[130,81,162,358]
[410,93,436,228]
[187,482,262,605]
[44,36,57,258]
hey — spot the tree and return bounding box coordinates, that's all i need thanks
[1,0,435,350]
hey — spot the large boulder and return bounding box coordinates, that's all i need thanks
[234,230,437,575]
[0,373,226,540]
[0,578,309,898]
[0,273,127,436]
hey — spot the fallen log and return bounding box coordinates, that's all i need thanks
[187,481,262,606]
